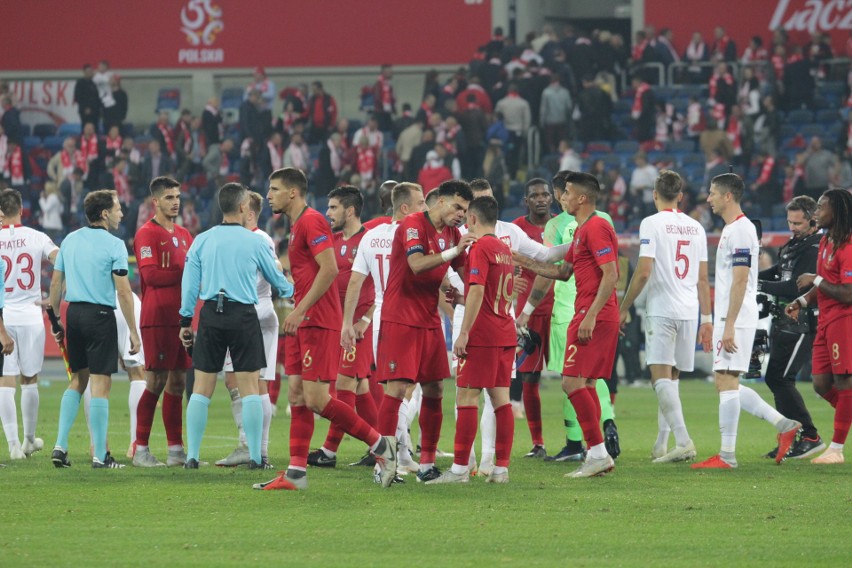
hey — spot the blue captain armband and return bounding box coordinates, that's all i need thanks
[732,249,751,267]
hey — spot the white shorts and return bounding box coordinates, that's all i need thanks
[644,316,698,372]
[3,324,46,377]
[372,307,382,361]
[712,326,756,373]
[224,302,279,381]
[451,304,516,378]
[115,293,144,368]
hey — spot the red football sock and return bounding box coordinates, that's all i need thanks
[356,392,378,429]
[588,385,602,424]
[269,374,281,406]
[522,382,544,446]
[418,396,443,465]
[322,389,355,453]
[377,394,403,436]
[832,390,852,445]
[320,397,380,448]
[162,391,184,446]
[568,388,604,447]
[494,403,514,468]
[135,389,159,446]
[369,379,384,408]
[289,405,315,469]
[454,406,478,467]
[823,387,840,408]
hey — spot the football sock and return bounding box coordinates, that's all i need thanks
[268,374,281,406]
[379,394,403,437]
[186,394,211,462]
[228,387,246,446]
[655,379,690,447]
[522,382,544,446]
[823,386,839,408]
[562,392,584,444]
[369,379,384,408]
[127,381,145,448]
[655,405,671,451]
[595,379,615,423]
[356,391,378,429]
[738,385,789,429]
[407,384,422,424]
[320,397,380,448]
[396,398,411,452]
[241,394,262,464]
[260,393,272,457]
[494,403,514,468]
[323,389,355,453]
[55,389,81,451]
[719,389,740,463]
[419,396,443,466]
[0,387,19,448]
[832,390,852,446]
[89,397,109,462]
[162,391,184,447]
[454,405,478,469]
[588,386,602,424]
[135,389,159,447]
[289,405,314,469]
[82,385,92,446]
[480,392,496,463]
[567,388,604,448]
[20,383,39,443]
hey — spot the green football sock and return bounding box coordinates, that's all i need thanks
[596,379,614,423]
[562,392,583,442]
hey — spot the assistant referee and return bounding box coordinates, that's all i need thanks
[179,183,293,469]
[49,189,140,469]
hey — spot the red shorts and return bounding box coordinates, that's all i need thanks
[456,345,514,389]
[284,326,339,382]
[339,324,373,379]
[375,320,449,383]
[812,317,852,375]
[562,318,619,379]
[141,326,191,371]
[277,336,286,368]
[517,312,551,373]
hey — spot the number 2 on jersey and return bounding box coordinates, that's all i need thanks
[675,240,690,280]
[2,253,34,292]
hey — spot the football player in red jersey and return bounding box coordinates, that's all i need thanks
[788,188,852,464]
[131,176,193,467]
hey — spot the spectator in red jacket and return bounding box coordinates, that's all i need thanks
[307,81,338,144]
[373,64,396,131]
[417,150,452,193]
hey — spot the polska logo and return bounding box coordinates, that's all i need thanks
[180,0,223,46]
[438,238,446,251]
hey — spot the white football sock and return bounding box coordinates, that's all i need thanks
[20,383,39,443]
[128,381,146,447]
[260,393,272,457]
[0,387,19,448]
[738,385,786,429]
[480,392,496,460]
[719,389,740,457]
[407,384,422,425]
[655,379,690,447]
[397,398,410,449]
[228,387,246,446]
[83,383,93,446]
[654,404,671,450]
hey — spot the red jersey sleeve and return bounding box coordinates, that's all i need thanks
[587,218,618,267]
[402,215,426,257]
[134,225,159,269]
[466,241,490,288]
[840,245,852,284]
[304,214,334,257]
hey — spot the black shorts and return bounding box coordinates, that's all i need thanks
[193,300,265,373]
[67,303,118,375]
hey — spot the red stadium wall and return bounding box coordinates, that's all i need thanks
[645,0,852,55]
[0,0,491,71]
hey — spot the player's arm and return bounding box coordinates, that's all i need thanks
[512,251,574,281]
[454,283,483,358]
[407,233,477,274]
[135,231,182,287]
[48,249,58,264]
[342,270,367,349]
[515,274,553,328]
[48,268,65,319]
[785,285,819,320]
[178,244,201,348]
[578,260,618,343]
[619,256,653,326]
[0,312,13,355]
[796,273,852,305]
[353,303,375,340]
[284,248,337,335]
[114,273,140,355]
[696,260,713,351]
[721,264,749,353]
[256,239,294,299]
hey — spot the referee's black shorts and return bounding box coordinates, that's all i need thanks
[193,299,265,373]
[67,303,118,375]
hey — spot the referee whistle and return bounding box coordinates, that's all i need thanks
[216,289,225,313]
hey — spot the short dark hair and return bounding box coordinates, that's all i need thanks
[84,189,117,223]
[468,196,499,226]
[436,180,473,202]
[469,178,492,193]
[392,182,423,212]
[218,183,248,215]
[269,167,308,196]
[0,188,23,217]
[785,195,817,219]
[564,171,600,199]
[711,173,745,203]
[150,176,181,198]
[552,170,571,192]
[524,177,549,195]
[328,185,364,217]
[655,170,683,201]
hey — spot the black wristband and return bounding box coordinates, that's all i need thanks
[180,316,192,328]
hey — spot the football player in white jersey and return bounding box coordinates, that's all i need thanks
[217,192,280,469]
[619,171,712,463]
[693,173,801,469]
[342,182,427,471]
[0,189,58,460]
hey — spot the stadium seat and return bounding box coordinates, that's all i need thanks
[819,81,845,97]
[771,216,789,231]
[681,152,705,166]
[602,154,623,168]
[33,123,57,138]
[668,140,695,153]
[57,123,81,137]
[20,124,31,137]
[816,109,839,124]
[221,88,243,110]
[23,136,41,150]
[786,109,814,125]
[156,88,181,111]
[586,140,613,153]
[800,124,825,138]
[614,141,639,154]
[779,124,796,139]
[43,135,64,151]
[771,203,787,218]
[828,122,842,138]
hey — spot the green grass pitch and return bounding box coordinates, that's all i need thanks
[0,377,848,567]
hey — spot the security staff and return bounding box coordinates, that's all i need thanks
[758,196,824,459]
[179,183,293,469]
[49,190,140,469]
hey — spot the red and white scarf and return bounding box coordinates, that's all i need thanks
[377,75,394,111]
[113,166,130,204]
[709,72,733,100]
[287,143,307,171]
[755,157,775,186]
[771,55,785,80]
[632,82,650,119]
[783,164,803,202]
[61,149,87,176]
[7,145,23,185]
[105,135,122,155]
[79,133,99,163]
[632,39,649,61]
[686,41,705,63]
[726,115,742,155]
[327,138,342,175]
[357,146,375,176]
[219,150,229,176]
[158,123,175,156]
[175,120,192,154]
[714,36,731,58]
[268,140,283,171]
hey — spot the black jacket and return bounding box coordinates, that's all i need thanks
[759,231,821,302]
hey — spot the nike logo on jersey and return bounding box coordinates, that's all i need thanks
[160,241,168,245]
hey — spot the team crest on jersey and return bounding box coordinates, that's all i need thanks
[182,239,187,247]
[406,228,418,241]
[140,246,153,259]
[340,245,347,256]
[438,238,446,250]
[389,360,397,373]
[172,237,179,248]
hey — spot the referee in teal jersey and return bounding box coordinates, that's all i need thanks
[49,189,140,469]
[179,183,293,469]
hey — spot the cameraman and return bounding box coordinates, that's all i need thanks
[758,196,825,459]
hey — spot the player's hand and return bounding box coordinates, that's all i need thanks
[797,273,816,290]
[457,233,477,253]
[515,311,530,330]
[578,313,596,344]
[511,251,531,269]
[0,332,14,355]
[785,302,801,321]
[353,318,369,340]
[513,276,529,299]
[698,323,713,352]
[453,331,469,358]
[284,308,306,336]
[341,324,357,352]
[129,332,141,355]
[722,323,737,354]
[179,327,194,349]
[618,309,630,329]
